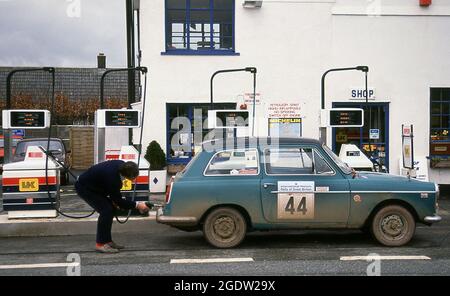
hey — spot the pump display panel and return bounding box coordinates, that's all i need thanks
[2,110,50,129]
[329,109,364,127]
[95,109,141,128]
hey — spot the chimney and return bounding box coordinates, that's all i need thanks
[97,53,106,69]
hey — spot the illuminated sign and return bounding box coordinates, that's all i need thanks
[95,109,141,128]
[2,110,50,129]
[105,110,139,127]
[329,109,364,127]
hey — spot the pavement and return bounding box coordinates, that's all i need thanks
[0,185,166,237]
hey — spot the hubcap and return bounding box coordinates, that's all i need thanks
[213,216,236,239]
[381,214,406,239]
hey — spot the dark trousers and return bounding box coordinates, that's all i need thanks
[75,181,114,244]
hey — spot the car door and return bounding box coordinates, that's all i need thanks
[260,145,351,227]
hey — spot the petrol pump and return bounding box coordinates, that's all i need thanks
[94,109,150,211]
[94,67,150,218]
[1,110,61,219]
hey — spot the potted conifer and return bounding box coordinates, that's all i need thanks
[145,141,167,193]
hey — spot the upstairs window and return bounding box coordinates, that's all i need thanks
[165,0,235,55]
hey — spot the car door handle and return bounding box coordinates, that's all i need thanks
[263,183,276,189]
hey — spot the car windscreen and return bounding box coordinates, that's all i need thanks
[322,144,352,174]
[0,139,3,148]
[15,140,63,156]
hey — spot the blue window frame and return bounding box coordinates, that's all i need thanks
[332,102,390,171]
[166,103,236,165]
[164,0,238,55]
[430,88,450,156]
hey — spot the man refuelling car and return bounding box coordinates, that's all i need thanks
[75,160,151,253]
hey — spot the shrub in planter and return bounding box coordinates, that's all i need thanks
[145,141,166,170]
[144,141,167,193]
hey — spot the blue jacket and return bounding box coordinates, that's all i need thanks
[77,160,136,210]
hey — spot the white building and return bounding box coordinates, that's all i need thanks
[138,0,450,184]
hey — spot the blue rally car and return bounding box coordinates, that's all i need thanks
[157,138,441,248]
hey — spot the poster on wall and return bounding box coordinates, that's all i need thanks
[267,103,301,118]
[269,118,302,138]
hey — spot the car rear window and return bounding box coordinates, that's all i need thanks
[15,140,63,156]
[204,149,259,176]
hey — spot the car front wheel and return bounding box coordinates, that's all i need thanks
[371,205,416,247]
[203,207,247,249]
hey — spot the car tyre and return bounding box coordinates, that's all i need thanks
[203,207,247,249]
[371,205,415,247]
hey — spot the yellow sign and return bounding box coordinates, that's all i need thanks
[19,179,39,192]
[336,134,348,143]
[121,179,133,191]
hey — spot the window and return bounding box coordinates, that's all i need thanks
[167,103,236,164]
[265,148,334,175]
[430,88,450,150]
[205,149,259,176]
[165,0,235,54]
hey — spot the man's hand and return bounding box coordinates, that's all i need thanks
[136,202,150,214]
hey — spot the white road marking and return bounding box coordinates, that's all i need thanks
[340,255,431,261]
[170,258,254,264]
[0,263,80,270]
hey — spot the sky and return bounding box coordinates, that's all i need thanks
[0,0,127,68]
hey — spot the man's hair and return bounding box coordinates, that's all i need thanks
[119,161,139,179]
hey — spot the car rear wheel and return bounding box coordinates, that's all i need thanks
[203,207,247,249]
[371,205,416,247]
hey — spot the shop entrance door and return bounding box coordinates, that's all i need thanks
[332,102,390,171]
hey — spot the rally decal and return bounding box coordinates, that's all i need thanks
[277,181,315,220]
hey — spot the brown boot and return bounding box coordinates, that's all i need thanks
[96,244,119,253]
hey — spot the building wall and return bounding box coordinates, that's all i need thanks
[140,0,450,183]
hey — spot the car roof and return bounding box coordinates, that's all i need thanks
[201,137,322,150]
[17,138,62,143]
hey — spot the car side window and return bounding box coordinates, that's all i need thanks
[265,148,314,175]
[265,148,334,175]
[204,149,259,176]
[313,150,334,175]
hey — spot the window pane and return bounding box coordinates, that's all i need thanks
[314,151,334,175]
[431,88,441,101]
[444,103,450,115]
[266,148,314,175]
[443,89,450,101]
[214,0,233,9]
[213,9,232,23]
[431,116,441,129]
[205,149,259,175]
[431,102,441,114]
[167,9,187,49]
[167,0,187,9]
[191,0,211,9]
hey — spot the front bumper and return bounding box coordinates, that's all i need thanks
[156,208,198,226]
[424,215,442,223]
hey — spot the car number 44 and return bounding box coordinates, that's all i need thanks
[277,193,315,220]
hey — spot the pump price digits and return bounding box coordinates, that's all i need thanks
[173,280,276,294]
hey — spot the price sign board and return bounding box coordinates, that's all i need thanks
[95,109,141,128]
[2,110,50,129]
[402,124,414,169]
[328,108,364,127]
